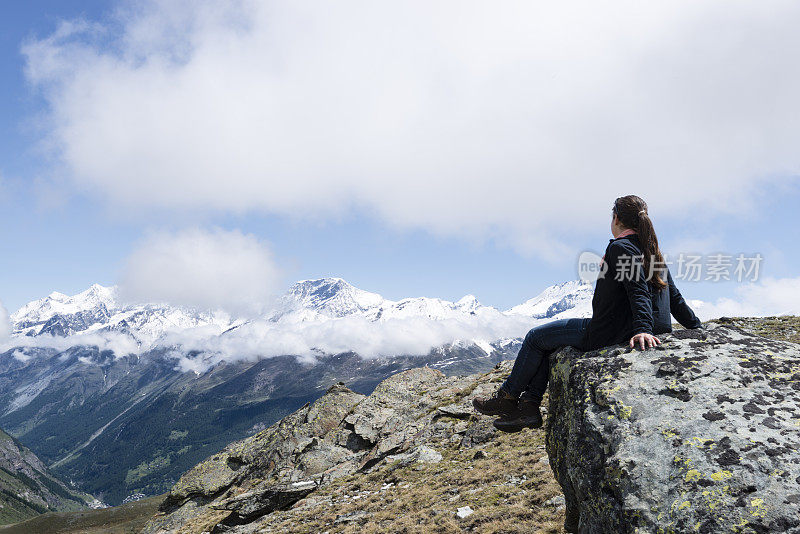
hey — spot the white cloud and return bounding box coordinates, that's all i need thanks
[0,330,143,357]
[12,349,32,363]
[118,227,281,313]
[2,307,536,374]
[23,0,800,256]
[188,312,527,355]
[154,311,536,373]
[0,300,10,339]
[691,277,800,320]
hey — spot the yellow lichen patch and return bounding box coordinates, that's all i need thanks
[688,437,714,450]
[731,517,750,532]
[605,465,624,480]
[767,371,793,380]
[749,497,767,518]
[709,470,732,481]
[684,469,702,483]
[617,404,633,420]
[668,493,691,517]
[699,488,728,511]
[597,384,621,401]
[661,427,679,440]
[672,455,692,468]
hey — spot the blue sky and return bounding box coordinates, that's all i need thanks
[1,1,799,316]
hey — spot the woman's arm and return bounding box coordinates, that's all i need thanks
[667,269,703,328]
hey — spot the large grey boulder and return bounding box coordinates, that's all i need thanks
[546,322,800,533]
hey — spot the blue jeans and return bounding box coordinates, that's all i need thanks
[501,318,590,401]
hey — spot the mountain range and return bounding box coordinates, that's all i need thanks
[0,278,592,506]
[9,277,592,343]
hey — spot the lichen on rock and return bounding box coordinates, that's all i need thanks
[546,322,800,533]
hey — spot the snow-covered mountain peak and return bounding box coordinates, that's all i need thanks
[285,278,386,317]
[506,279,593,319]
[456,294,480,307]
[289,277,349,298]
[12,284,117,326]
[9,283,234,340]
[75,283,117,305]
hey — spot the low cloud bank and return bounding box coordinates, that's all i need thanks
[692,277,800,320]
[163,313,535,372]
[1,311,535,374]
[0,330,143,357]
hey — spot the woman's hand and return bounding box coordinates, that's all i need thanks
[630,332,661,350]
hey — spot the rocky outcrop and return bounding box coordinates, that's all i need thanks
[141,382,364,533]
[141,367,519,533]
[546,322,800,533]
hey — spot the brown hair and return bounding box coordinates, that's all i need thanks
[612,195,667,290]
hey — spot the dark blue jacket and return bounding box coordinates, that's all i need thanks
[581,233,702,350]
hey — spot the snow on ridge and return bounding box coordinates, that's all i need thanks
[270,278,518,325]
[506,279,593,318]
[13,277,592,330]
[12,284,118,326]
[5,278,593,363]
[10,284,233,341]
[279,277,387,318]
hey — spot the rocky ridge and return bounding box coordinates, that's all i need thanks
[141,362,564,533]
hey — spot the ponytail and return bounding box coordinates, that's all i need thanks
[612,196,667,290]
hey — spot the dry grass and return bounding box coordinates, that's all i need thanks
[0,495,164,534]
[252,418,564,533]
[717,315,800,344]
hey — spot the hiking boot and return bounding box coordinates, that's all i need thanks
[492,398,542,432]
[472,388,517,416]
